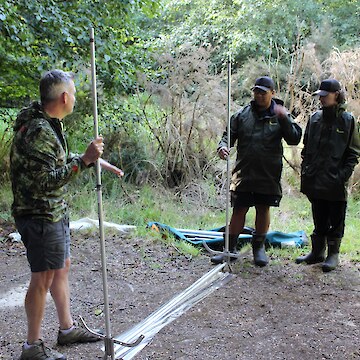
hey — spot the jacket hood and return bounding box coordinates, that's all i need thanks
[336,103,347,117]
[13,101,45,131]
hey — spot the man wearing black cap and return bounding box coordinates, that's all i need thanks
[297,79,360,272]
[211,76,302,266]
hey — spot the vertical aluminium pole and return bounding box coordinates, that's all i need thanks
[89,27,115,360]
[87,28,143,359]
[224,54,231,264]
[201,54,239,266]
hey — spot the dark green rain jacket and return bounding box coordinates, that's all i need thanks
[10,101,87,222]
[218,99,302,197]
[300,105,360,201]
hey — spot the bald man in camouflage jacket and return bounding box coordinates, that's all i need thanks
[10,70,123,360]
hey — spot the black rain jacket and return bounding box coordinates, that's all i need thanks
[300,105,360,201]
[218,99,302,196]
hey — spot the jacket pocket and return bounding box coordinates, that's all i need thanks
[263,121,282,150]
[328,155,345,184]
[301,162,316,178]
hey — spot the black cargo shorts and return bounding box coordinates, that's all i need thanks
[231,191,281,208]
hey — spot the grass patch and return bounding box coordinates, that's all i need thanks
[172,240,201,258]
[1,177,359,262]
[341,198,360,261]
[0,181,13,222]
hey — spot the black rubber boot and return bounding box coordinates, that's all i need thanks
[252,233,268,267]
[295,234,326,264]
[211,234,238,264]
[322,237,342,272]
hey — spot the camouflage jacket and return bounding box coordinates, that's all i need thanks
[10,101,87,222]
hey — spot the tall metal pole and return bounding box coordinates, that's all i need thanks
[224,54,231,263]
[201,54,238,266]
[89,27,114,360]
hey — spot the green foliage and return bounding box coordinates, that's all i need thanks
[94,94,159,184]
[155,0,359,72]
[1,0,359,194]
[172,240,201,258]
[341,198,360,261]
[0,108,16,179]
[0,181,12,222]
[321,0,360,47]
[0,0,159,105]
[1,0,358,106]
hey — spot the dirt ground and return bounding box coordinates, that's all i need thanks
[0,219,359,360]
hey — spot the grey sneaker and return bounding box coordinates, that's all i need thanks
[57,322,102,345]
[20,339,66,360]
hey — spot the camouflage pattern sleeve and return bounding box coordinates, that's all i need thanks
[10,113,87,221]
[20,119,85,190]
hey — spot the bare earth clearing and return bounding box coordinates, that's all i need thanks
[1,219,359,360]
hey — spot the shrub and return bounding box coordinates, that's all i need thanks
[0,108,17,180]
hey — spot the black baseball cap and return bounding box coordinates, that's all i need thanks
[312,79,341,96]
[252,76,275,92]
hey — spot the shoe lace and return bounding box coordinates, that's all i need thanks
[40,342,56,359]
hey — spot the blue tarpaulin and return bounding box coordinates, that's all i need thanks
[147,222,308,248]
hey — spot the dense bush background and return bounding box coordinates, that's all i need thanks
[1,0,359,194]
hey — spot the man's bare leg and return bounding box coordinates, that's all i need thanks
[25,270,55,343]
[254,205,270,234]
[50,258,73,330]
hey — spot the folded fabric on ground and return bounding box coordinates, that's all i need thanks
[147,222,308,248]
[70,217,136,233]
[8,218,136,243]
